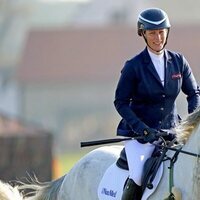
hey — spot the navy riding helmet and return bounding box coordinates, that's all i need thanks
[137,8,171,36]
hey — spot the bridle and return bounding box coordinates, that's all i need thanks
[153,137,200,199]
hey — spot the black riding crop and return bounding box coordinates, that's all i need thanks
[80,136,143,147]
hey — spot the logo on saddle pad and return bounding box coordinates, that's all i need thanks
[101,188,117,197]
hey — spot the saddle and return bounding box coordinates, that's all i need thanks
[116,148,129,170]
[98,146,165,200]
[116,146,167,193]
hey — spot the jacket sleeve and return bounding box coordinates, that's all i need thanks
[114,61,148,135]
[181,55,200,113]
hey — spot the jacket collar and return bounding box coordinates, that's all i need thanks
[142,47,172,63]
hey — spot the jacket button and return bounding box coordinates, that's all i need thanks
[162,95,165,98]
[160,107,164,111]
[159,121,162,124]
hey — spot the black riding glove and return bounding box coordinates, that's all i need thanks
[160,129,177,142]
[143,128,159,143]
[167,133,176,141]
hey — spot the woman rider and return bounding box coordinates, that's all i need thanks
[114,8,200,200]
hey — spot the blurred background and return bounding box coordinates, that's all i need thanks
[0,0,200,182]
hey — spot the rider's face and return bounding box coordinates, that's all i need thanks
[144,29,168,55]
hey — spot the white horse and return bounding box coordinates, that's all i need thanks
[1,107,200,200]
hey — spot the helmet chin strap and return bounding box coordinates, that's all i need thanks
[142,29,170,54]
[147,42,165,54]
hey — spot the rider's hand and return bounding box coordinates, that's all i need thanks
[167,132,176,141]
[143,128,159,143]
[160,129,176,142]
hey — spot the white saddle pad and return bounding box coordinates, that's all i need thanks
[98,162,163,200]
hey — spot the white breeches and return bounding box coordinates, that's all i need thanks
[124,140,155,186]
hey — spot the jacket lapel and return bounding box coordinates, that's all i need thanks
[164,50,173,88]
[142,48,164,87]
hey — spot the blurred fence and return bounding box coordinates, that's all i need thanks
[0,115,53,182]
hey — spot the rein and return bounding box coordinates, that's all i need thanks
[154,143,200,158]
[159,141,200,200]
[163,145,183,199]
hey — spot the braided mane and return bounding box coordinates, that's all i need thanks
[175,107,200,144]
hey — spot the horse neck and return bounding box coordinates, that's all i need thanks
[175,124,200,199]
[183,124,200,153]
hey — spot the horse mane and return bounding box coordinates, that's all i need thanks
[175,107,200,144]
[18,175,65,200]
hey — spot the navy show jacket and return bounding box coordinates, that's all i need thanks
[114,48,200,137]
